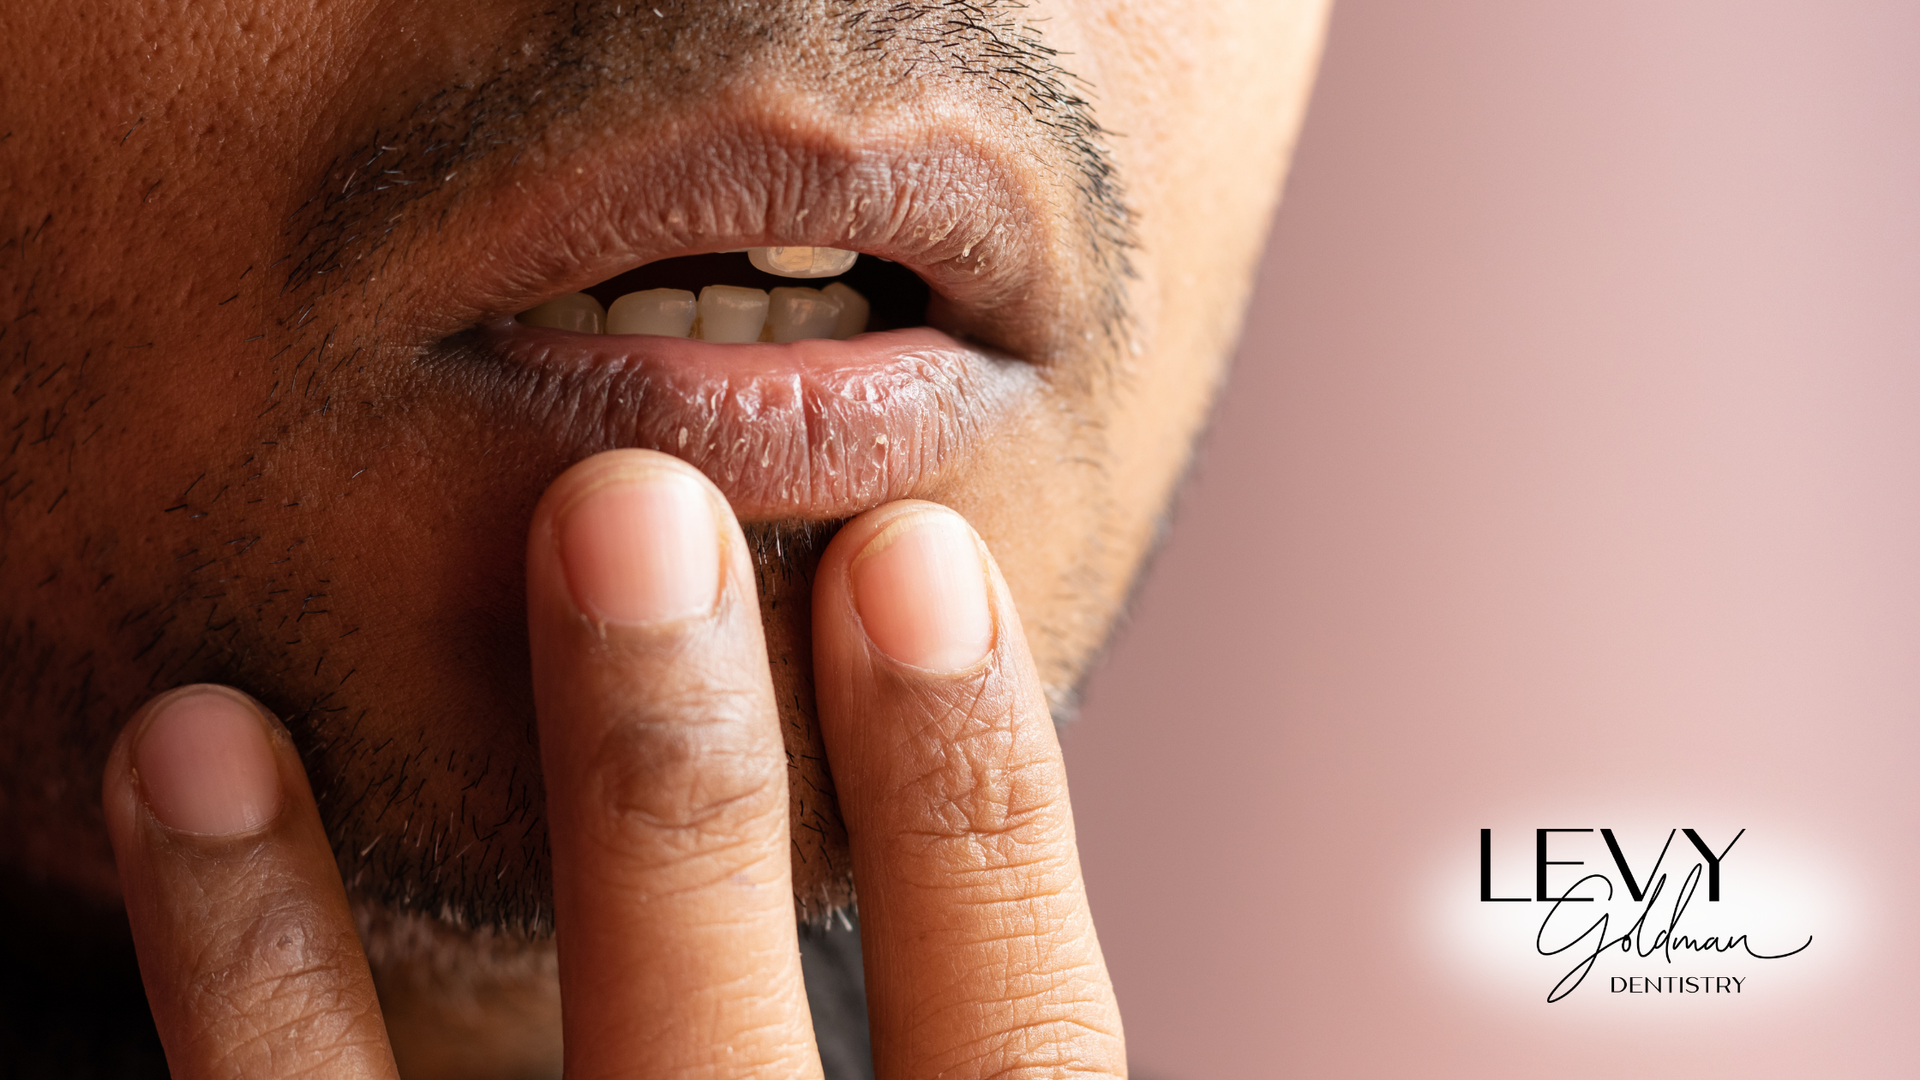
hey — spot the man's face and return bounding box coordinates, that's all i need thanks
[1,0,1323,930]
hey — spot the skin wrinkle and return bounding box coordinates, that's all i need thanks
[880,689,1065,862]
[902,840,1077,888]
[936,1004,1122,1052]
[185,899,352,990]
[588,728,784,839]
[180,932,380,1067]
[896,801,1069,862]
[907,943,1096,1015]
[902,1009,1119,1079]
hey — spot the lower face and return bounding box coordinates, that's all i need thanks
[1,0,1323,1036]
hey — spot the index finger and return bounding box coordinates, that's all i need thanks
[525,449,822,1079]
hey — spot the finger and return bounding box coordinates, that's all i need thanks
[526,448,821,1079]
[812,502,1127,1079]
[102,685,399,1080]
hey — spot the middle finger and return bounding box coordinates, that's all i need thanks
[811,501,1125,1079]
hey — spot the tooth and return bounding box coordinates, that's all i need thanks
[518,292,605,333]
[748,246,859,279]
[823,282,869,339]
[766,287,844,343]
[607,288,697,336]
[695,285,769,343]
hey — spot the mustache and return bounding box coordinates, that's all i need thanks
[743,517,842,593]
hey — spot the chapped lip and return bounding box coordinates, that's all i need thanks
[476,322,1037,518]
[422,103,1078,519]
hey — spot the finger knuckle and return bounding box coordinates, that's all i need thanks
[889,907,1122,1077]
[588,687,784,848]
[180,889,385,1072]
[884,684,1075,891]
[919,1006,1126,1080]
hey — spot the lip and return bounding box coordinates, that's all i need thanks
[411,103,1084,519]
[469,321,1037,518]
[416,109,1083,358]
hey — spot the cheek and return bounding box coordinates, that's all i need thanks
[1074,0,1328,276]
[1059,0,1329,566]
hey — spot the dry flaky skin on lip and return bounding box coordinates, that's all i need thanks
[475,326,1036,519]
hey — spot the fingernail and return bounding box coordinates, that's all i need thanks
[558,468,721,626]
[133,689,283,836]
[851,508,993,671]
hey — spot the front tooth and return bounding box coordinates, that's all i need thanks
[519,292,605,333]
[607,288,697,336]
[695,285,770,343]
[766,287,844,343]
[823,282,869,339]
[748,246,860,278]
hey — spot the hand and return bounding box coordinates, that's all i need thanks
[101,449,1126,1079]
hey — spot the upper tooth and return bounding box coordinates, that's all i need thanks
[766,287,843,343]
[822,282,869,339]
[607,288,697,336]
[521,279,871,342]
[748,246,859,278]
[695,285,769,342]
[519,292,605,333]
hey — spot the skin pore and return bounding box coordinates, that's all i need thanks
[1,0,1328,1073]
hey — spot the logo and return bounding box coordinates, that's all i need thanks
[1478,828,1814,1002]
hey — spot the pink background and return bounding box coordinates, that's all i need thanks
[1063,1,1920,1076]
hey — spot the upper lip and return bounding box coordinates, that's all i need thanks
[416,98,1081,366]
[409,94,1075,518]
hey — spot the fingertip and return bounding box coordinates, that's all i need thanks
[528,449,743,630]
[811,499,1055,795]
[534,448,730,533]
[819,499,1011,675]
[850,505,995,672]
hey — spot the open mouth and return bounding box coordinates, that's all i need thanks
[425,121,1070,521]
[514,247,931,342]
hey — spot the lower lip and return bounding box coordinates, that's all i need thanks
[478,321,1038,518]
